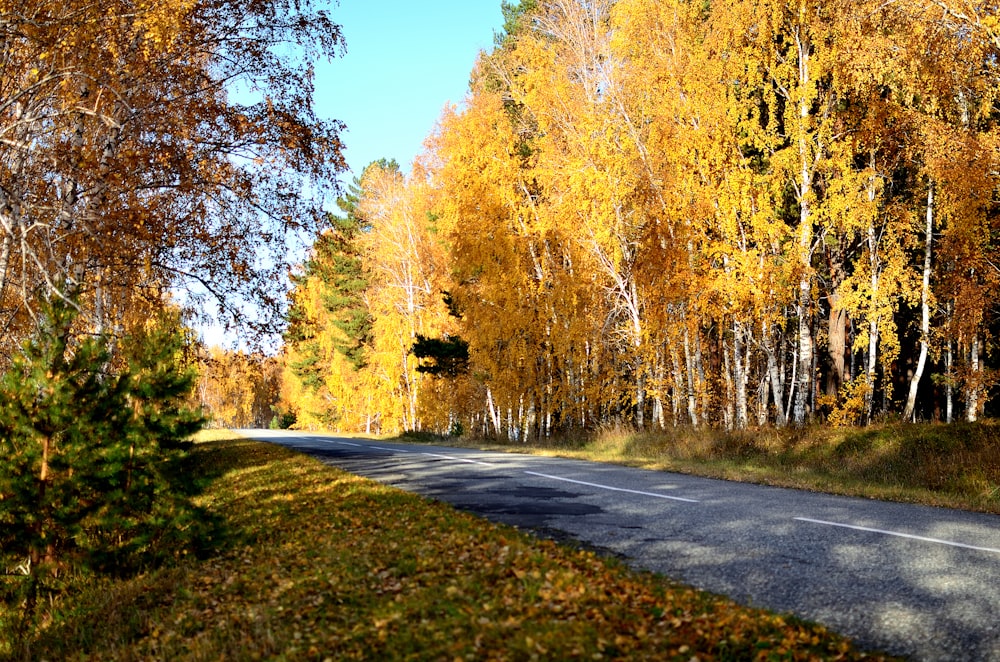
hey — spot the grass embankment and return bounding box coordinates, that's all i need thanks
[2,432,895,661]
[426,420,1000,514]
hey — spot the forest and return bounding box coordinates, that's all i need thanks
[281,0,1000,440]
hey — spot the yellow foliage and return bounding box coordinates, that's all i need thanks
[282,0,1000,434]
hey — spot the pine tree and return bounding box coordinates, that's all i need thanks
[285,163,393,381]
[0,295,206,576]
[0,295,128,570]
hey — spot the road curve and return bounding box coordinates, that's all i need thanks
[238,430,1000,661]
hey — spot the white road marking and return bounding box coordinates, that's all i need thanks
[795,517,1000,555]
[370,445,403,452]
[524,471,699,503]
[336,441,362,447]
[421,452,493,466]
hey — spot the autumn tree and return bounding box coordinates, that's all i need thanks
[0,0,345,358]
[355,161,453,433]
[196,347,281,428]
[281,0,1000,436]
[282,173,376,428]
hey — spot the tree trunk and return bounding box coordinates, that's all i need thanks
[865,218,880,425]
[733,320,748,429]
[786,340,799,425]
[757,373,769,426]
[763,320,787,427]
[683,326,698,426]
[792,24,815,427]
[903,182,933,421]
[670,345,684,426]
[486,386,501,437]
[32,436,52,567]
[945,334,954,424]
[635,370,646,430]
[696,331,709,423]
[722,342,734,430]
[865,314,878,425]
[653,349,666,429]
[825,237,848,397]
[966,334,980,423]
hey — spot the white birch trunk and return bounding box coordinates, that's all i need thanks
[683,326,698,426]
[966,335,980,423]
[763,319,787,427]
[903,182,933,421]
[670,345,684,426]
[722,343,735,431]
[733,320,748,429]
[945,336,954,424]
[866,315,878,425]
[486,386,501,437]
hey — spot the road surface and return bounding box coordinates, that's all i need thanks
[238,430,1000,661]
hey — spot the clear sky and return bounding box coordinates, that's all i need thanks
[316,1,506,182]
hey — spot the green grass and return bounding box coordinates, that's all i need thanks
[1,434,897,661]
[418,420,1000,514]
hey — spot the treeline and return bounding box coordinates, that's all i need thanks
[196,348,286,429]
[283,0,1000,438]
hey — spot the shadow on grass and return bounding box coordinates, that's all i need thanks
[830,422,1000,499]
[0,435,286,662]
[175,435,305,557]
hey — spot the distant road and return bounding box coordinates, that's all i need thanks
[239,430,1000,661]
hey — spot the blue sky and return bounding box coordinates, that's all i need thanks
[316,1,506,181]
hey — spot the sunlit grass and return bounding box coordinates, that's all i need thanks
[2,435,897,660]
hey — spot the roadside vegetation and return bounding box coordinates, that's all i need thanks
[413,420,1000,515]
[1,433,898,661]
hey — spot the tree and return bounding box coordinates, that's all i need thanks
[413,334,470,378]
[0,293,205,578]
[356,161,450,433]
[279,0,1000,435]
[196,347,281,428]
[0,0,345,358]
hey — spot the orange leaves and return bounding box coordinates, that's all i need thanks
[280,0,1000,433]
[0,0,345,358]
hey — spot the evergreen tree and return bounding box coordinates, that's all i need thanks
[0,296,130,570]
[286,160,399,380]
[412,334,470,378]
[497,0,539,45]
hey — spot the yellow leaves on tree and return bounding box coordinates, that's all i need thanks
[284,0,1000,436]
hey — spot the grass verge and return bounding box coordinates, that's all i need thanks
[2,434,896,660]
[413,420,1000,514]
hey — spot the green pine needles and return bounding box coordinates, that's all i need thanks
[0,293,207,579]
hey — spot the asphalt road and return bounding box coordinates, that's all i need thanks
[239,430,1000,661]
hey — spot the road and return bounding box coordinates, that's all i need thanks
[239,430,1000,661]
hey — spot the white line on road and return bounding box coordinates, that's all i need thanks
[524,471,699,503]
[795,517,1000,555]
[421,452,493,466]
[336,441,362,447]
